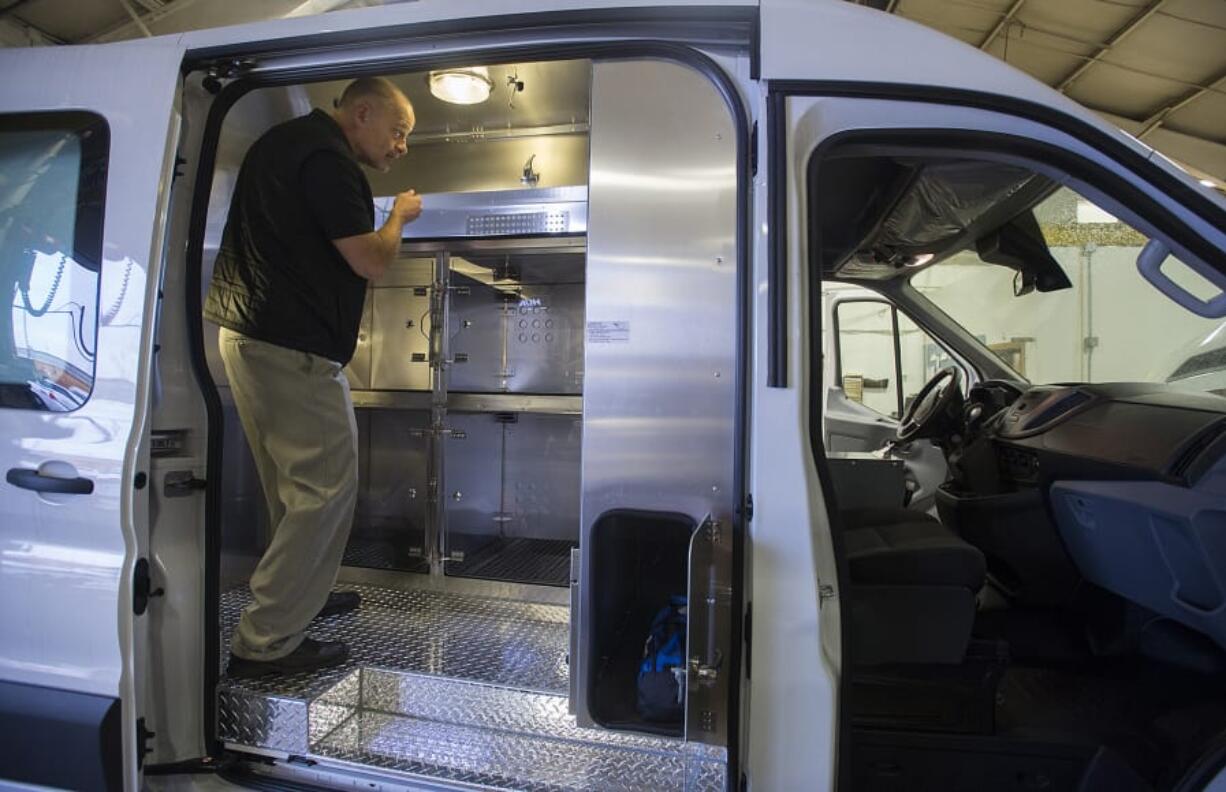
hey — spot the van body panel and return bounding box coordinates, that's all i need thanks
[0,34,184,791]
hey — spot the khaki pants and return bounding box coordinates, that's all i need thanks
[218,327,358,660]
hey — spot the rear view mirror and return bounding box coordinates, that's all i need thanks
[1137,239,1226,318]
[976,210,1072,295]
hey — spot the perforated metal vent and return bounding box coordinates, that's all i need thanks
[467,211,569,236]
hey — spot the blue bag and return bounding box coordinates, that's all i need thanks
[636,595,688,722]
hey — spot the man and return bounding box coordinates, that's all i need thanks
[205,77,422,677]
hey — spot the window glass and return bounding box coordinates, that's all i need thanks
[0,113,107,411]
[836,300,900,418]
[911,186,1223,394]
[897,311,955,415]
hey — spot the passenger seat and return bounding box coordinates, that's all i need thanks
[841,510,986,665]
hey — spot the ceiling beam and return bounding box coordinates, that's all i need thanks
[1137,65,1226,141]
[0,0,35,19]
[0,0,66,45]
[84,0,206,42]
[0,14,59,45]
[1055,0,1167,93]
[980,0,1025,51]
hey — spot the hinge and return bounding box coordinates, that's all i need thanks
[164,470,206,497]
[136,717,155,769]
[818,584,836,605]
[743,492,754,521]
[133,558,165,616]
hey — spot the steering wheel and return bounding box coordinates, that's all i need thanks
[898,366,963,442]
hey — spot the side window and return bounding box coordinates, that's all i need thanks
[0,112,107,411]
[835,300,899,418]
[836,299,959,419]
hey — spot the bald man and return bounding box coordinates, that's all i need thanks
[206,77,422,677]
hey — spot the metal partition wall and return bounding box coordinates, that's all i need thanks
[342,239,586,586]
[576,60,738,744]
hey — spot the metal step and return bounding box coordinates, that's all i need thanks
[217,582,726,791]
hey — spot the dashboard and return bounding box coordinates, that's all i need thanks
[977,383,1226,488]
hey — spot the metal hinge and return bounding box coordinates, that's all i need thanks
[744,492,754,521]
[133,558,164,616]
[164,470,206,497]
[818,584,836,605]
[136,717,155,769]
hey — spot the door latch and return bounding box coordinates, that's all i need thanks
[164,470,206,498]
[689,649,723,687]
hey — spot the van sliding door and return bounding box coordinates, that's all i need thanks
[0,39,185,792]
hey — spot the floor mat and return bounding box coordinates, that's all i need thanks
[445,536,575,586]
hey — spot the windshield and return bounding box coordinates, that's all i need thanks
[910,186,1224,393]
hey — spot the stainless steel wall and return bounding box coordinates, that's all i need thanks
[368,135,590,196]
[357,256,434,392]
[576,60,738,739]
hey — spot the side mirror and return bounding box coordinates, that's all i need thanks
[1137,239,1226,318]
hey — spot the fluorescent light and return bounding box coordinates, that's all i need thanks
[428,67,493,105]
[905,253,934,268]
[1200,179,1217,188]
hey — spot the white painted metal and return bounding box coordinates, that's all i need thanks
[0,36,185,789]
[744,89,840,792]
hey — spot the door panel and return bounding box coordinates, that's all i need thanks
[0,39,186,791]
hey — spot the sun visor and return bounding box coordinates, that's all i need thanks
[879,161,1037,252]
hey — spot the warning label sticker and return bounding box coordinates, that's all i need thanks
[587,321,631,344]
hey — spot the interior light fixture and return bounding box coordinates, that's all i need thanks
[429,67,493,105]
[1200,178,1217,188]
[904,253,935,268]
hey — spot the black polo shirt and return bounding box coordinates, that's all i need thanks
[204,109,375,365]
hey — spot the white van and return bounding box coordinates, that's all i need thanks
[2,2,1226,790]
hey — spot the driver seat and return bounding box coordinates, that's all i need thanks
[841,509,986,665]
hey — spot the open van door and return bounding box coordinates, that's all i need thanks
[0,39,184,791]
[765,79,1226,789]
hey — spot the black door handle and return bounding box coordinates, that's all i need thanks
[6,467,94,495]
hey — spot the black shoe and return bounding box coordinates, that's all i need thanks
[226,638,349,679]
[316,590,361,620]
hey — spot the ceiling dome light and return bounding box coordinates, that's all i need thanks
[429,67,493,105]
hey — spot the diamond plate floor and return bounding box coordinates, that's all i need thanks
[218,582,726,791]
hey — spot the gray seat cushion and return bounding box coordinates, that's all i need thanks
[844,519,986,590]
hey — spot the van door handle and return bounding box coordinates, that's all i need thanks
[6,467,94,495]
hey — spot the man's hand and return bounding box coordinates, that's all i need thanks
[393,189,422,224]
[333,187,423,281]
